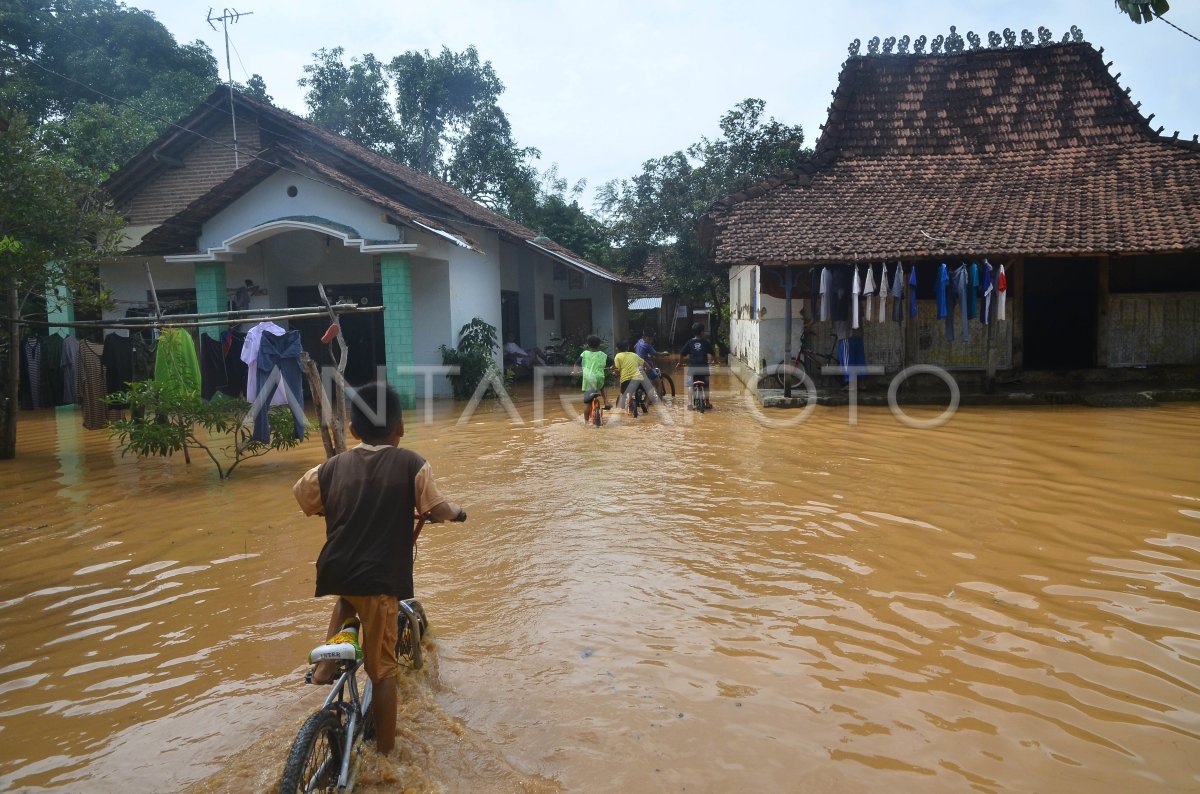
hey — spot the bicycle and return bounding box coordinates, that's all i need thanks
[280,511,462,793]
[641,354,675,399]
[691,378,707,413]
[627,381,651,418]
[583,390,604,426]
[771,326,838,389]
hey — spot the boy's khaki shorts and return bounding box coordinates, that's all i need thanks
[341,594,398,683]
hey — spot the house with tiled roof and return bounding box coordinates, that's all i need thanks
[99,88,626,398]
[702,29,1200,383]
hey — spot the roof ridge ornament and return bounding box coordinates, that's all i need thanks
[847,25,1085,58]
[946,26,965,53]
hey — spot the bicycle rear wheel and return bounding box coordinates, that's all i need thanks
[692,383,705,413]
[280,708,344,794]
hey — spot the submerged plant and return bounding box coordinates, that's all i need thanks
[439,318,501,400]
[106,380,308,479]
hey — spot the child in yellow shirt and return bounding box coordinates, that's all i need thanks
[612,339,649,412]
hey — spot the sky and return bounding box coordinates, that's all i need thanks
[130,0,1200,210]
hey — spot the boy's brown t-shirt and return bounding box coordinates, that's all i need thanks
[296,444,444,599]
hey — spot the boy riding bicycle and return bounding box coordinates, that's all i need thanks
[293,381,464,756]
[572,335,611,410]
[634,329,666,399]
[612,339,651,413]
[678,322,715,409]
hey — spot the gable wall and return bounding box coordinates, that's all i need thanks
[124,115,263,226]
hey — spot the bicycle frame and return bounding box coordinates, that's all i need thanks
[324,660,371,791]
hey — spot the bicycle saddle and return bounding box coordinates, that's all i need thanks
[308,640,360,663]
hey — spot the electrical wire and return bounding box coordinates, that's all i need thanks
[1158,15,1200,45]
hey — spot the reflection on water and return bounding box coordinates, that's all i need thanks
[1,385,1198,793]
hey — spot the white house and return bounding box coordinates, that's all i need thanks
[96,88,627,399]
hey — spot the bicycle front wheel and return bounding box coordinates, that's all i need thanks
[280,708,345,794]
[660,372,675,397]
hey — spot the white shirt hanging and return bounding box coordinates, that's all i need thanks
[851,266,861,329]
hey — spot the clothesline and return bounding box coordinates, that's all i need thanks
[3,305,384,332]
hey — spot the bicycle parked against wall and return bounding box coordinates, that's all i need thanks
[771,324,838,389]
[280,512,460,793]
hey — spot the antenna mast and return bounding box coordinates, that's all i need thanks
[207,7,254,169]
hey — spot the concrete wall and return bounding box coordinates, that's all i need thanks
[199,170,402,253]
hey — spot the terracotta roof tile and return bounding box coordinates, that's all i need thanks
[706,42,1200,264]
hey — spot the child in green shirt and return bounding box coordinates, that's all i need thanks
[573,335,611,410]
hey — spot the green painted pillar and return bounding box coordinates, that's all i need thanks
[380,253,415,406]
[194,261,228,339]
[46,277,74,333]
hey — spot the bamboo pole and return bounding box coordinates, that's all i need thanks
[301,351,335,458]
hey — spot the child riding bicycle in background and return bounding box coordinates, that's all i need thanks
[293,381,465,756]
[678,322,716,410]
[572,335,611,410]
[612,339,651,413]
[634,329,666,399]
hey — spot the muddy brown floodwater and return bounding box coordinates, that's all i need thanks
[1,378,1198,793]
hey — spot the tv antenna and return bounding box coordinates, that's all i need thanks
[207,8,254,168]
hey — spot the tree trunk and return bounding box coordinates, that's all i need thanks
[1,284,20,459]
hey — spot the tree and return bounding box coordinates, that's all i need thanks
[299,47,397,151]
[300,44,544,217]
[0,115,124,459]
[1,0,219,125]
[1115,0,1169,23]
[1,0,220,180]
[596,99,808,314]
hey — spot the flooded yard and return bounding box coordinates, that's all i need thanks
[1,380,1198,792]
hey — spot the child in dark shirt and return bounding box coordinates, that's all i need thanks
[293,381,464,756]
[677,323,715,409]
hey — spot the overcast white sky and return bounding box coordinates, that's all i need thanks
[131,0,1200,210]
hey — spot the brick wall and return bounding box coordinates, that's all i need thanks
[126,115,262,226]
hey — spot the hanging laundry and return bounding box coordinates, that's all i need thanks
[908,266,918,318]
[877,264,889,323]
[41,333,65,407]
[981,261,995,325]
[19,336,43,409]
[242,322,289,406]
[222,329,249,398]
[810,267,822,323]
[936,263,949,319]
[101,333,135,407]
[154,328,202,397]
[997,264,1008,321]
[831,266,852,322]
[200,334,228,400]
[253,330,306,443]
[61,334,79,404]
[949,264,969,343]
[862,265,876,322]
[891,264,905,322]
[818,267,833,322]
[851,266,862,330]
[967,263,980,321]
[78,339,117,430]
